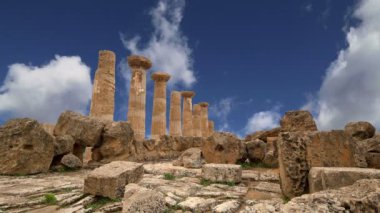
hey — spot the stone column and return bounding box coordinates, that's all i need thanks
[90,50,116,121]
[199,102,209,137]
[182,91,195,137]
[127,55,152,141]
[208,120,215,136]
[151,72,171,140]
[169,91,182,137]
[192,104,202,137]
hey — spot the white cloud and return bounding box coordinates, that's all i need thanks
[209,98,234,131]
[307,0,380,130]
[0,55,92,123]
[244,110,281,134]
[120,0,196,88]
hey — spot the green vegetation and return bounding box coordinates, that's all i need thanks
[282,195,290,204]
[200,178,236,187]
[239,161,274,169]
[43,193,58,205]
[164,205,183,213]
[163,173,176,180]
[85,197,121,210]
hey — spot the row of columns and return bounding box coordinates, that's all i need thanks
[89,52,215,141]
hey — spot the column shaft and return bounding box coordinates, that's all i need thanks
[193,104,202,137]
[200,103,209,137]
[90,50,115,121]
[208,120,215,136]
[169,91,182,136]
[182,91,195,137]
[151,72,170,140]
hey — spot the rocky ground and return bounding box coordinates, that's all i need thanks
[0,161,282,213]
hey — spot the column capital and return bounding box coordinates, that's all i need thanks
[128,55,152,69]
[99,50,116,61]
[151,72,171,82]
[181,91,195,98]
[199,102,209,107]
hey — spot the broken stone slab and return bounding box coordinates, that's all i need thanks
[178,197,217,212]
[122,184,166,213]
[277,130,367,198]
[202,164,242,183]
[246,139,267,162]
[53,135,75,156]
[0,118,54,175]
[282,179,380,212]
[54,111,105,147]
[84,161,143,199]
[309,167,380,193]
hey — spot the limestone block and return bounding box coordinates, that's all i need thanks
[122,185,165,213]
[309,167,380,193]
[173,148,204,168]
[0,118,54,175]
[202,164,242,183]
[178,197,217,212]
[280,110,318,132]
[84,161,143,198]
[246,139,267,162]
[345,121,376,141]
[202,132,246,164]
[54,111,105,147]
[53,135,75,156]
[61,153,82,169]
[99,121,134,159]
[277,131,367,198]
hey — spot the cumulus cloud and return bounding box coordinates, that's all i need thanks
[0,55,92,123]
[307,0,380,130]
[209,98,234,131]
[120,0,196,88]
[244,109,281,134]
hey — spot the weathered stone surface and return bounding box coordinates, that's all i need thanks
[127,55,152,141]
[182,91,195,137]
[84,161,143,198]
[54,111,105,147]
[361,135,380,169]
[0,118,54,175]
[99,121,134,160]
[173,148,204,168]
[41,123,55,135]
[278,131,367,198]
[199,102,209,137]
[246,139,267,162]
[282,179,380,212]
[61,153,82,169]
[53,135,75,156]
[263,137,278,167]
[202,132,246,164]
[212,200,240,213]
[122,185,166,213]
[178,197,217,212]
[245,127,281,142]
[151,72,171,140]
[280,110,317,132]
[202,164,242,183]
[345,121,376,141]
[208,120,215,137]
[89,50,116,121]
[193,104,202,137]
[309,167,380,193]
[169,91,182,137]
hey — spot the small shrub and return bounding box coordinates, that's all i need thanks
[85,197,121,210]
[282,195,290,204]
[239,161,274,169]
[163,173,176,180]
[200,178,212,186]
[43,193,58,205]
[200,178,235,187]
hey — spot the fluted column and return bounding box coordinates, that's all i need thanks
[151,72,171,140]
[208,120,215,136]
[170,91,182,136]
[182,91,195,137]
[90,50,116,121]
[193,104,202,137]
[127,55,152,141]
[199,102,209,137]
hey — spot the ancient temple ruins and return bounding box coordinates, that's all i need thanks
[89,50,215,140]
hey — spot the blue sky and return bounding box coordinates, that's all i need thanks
[1,0,380,137]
